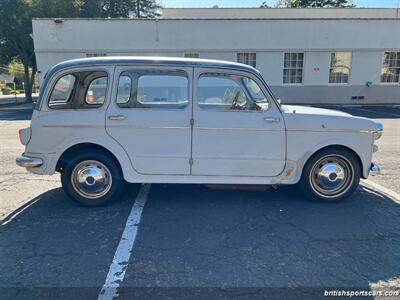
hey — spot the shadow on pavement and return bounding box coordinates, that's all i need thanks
[0,104,33,121]
[119,184,400,299]
[1,183,399,299]
[0,185,140,300]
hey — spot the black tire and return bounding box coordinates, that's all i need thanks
[61,151,125,206]
[299,147,361,202]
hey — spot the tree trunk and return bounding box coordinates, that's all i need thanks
[136,0,141,18]
[21,59,36,103]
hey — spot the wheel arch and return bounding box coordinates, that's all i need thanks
[302,144,365,179]
[56,143,123,174]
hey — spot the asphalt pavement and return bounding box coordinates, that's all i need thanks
[0,104,399,300]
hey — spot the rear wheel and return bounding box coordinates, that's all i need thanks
[299,148,361,202]
[61,152,124,206]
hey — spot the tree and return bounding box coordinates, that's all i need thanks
[275,0,355,7]
[259,1,270,8]
[0,0,37,101]
[0,0,162,102]
[79,0,161,18]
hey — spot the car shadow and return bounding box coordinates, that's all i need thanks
[1,184,399,299]
[0,184,140,300]
[120,184,400,299]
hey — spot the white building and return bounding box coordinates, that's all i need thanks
[32,8,400,104]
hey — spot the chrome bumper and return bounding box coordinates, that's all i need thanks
[16,155,43,168]
[370,163,381,176]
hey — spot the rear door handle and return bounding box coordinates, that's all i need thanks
[263,117,281,123]
[108,115,126,121]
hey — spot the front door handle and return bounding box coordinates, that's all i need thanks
[263,117,281,123]
[108,115,126,121]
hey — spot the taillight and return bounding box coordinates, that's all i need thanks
[18,127,31,145]
[18,129,22,144]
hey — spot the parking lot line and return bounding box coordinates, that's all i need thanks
[361,180,400,204]
[98,184,151,300]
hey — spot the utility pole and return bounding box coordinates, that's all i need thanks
[397,0,400,18]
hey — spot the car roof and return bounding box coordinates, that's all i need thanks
[48,56,260,75]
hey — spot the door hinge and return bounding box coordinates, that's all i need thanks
[189,158,193,165]
[190,118,194,126]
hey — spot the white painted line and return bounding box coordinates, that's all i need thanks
[98,184,151,300]
[1,197,41,225]
[361,180,400,204]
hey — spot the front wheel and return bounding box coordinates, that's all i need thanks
[61,152,124,206]
[299,148,361,202]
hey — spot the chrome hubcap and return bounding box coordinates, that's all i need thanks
[71,160,112,199]
[310,155,354,198]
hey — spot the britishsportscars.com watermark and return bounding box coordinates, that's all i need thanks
[324,289,400,297]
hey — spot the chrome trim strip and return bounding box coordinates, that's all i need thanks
[286,128,374,133]
[41,125,103,128]
[16,155,43,168]
[195,127,281,131]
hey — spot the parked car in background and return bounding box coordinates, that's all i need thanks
[16,57,382,206]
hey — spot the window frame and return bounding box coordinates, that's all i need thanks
[328,51,352,85]
[46,68,110,111]
[196,70,271,113]
[236,52,257,68]
[115,69,191,110]
[380,51,400,85]
[282,52,305,86]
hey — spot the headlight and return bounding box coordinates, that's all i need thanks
[373,122,383,140]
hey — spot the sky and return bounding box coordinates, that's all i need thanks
[160,0,400,8]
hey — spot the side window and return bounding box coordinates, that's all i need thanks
[48,71,108,109]
[116,70,189,109]
[85,76,108,106]
[198,73,269,111]
[48,74,76,109]
[117,75,132,105]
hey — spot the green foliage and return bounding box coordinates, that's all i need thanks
[78,0,162,18]
[259,1,270,8]
[275,0,355,7]
[0,0,162,101]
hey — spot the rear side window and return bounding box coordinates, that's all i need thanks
[86,76,108,105]
[48,71,108,109]
[116,70,189,109]
[49,74,76,107]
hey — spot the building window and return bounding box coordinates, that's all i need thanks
[329,52,351,84]
[86,53,107,58]
[381,52,400,83]
[184,52,200,58]
[237,53,256,68]
[283,52,304,84]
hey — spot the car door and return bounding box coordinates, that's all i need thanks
[191,68,286,177]
[106,66,192,175]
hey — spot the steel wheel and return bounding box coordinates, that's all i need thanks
[309,154,354,199]
[70,160,113,199]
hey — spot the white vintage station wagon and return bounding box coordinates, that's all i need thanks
[16,57,382,206]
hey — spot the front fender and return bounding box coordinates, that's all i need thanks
[287,131,374,181]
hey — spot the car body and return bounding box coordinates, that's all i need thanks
[16,57,382,205]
